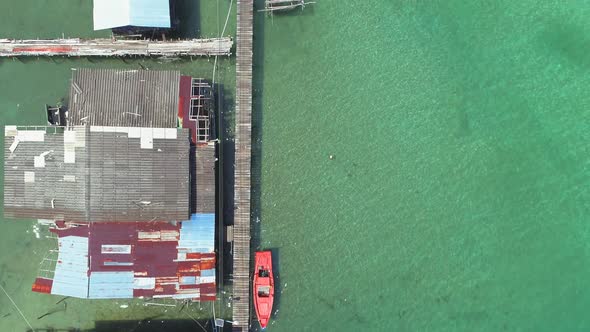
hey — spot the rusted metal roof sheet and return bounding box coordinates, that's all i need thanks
[4,126,190,222]
[68,68,180,128]
[33,216,216,300]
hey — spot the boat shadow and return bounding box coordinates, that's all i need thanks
[269,247,282,324]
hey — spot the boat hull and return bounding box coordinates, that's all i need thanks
[253,251,274,329]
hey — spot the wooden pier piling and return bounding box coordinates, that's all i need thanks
[0,37,233,57]
[232,0,254,331]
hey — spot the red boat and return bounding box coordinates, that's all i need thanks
[253,251,274,329]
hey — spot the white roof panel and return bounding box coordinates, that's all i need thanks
[93,0,171,30]
[93,0,131,30]
[129,0,171,28]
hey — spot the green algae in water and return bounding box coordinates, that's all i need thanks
[2,0,590,331]
[256,1,590,331]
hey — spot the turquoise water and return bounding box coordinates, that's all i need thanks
[256,1,590,331]
[1,0,590,331]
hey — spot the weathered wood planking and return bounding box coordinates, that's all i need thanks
[0,37,233,57]
[232,0,254,330]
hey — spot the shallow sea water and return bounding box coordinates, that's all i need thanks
[255,1,590,331]
[2,1,590,331]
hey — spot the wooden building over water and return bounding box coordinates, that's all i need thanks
[4,68,220,302]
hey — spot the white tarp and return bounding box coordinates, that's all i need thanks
[93,0,171,30]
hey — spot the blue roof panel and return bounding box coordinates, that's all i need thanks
[51,236,89,298]
[88,271,134,299]
[94,0,171,30]
[129,0,171,28]
[179,214,215,253]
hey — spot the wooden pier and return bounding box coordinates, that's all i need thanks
[0,37,233,57]
[232,0,254,331]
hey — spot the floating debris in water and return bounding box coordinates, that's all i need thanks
[2,313,11,318]
[119,304,129,309]
[144,302,176,307]
[32,224,40,239]
[55,296,70,305]
[37,302,66,320]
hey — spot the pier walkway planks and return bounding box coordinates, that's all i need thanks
[232,0,254,331]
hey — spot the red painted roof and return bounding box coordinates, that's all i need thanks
[38,219,216,300]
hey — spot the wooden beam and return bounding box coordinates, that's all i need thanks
[0,37,233,57]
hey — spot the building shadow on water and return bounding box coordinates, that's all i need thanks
[250,0,265,253]
[26,318,220,332]
[216,81,234,290]
[91,319,214,332]
[260,2,316,18]
[168,0,202,38]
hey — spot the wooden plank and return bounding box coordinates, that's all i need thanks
[0,37,233,57]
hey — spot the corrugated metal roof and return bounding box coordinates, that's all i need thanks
[201,268,216,284]
[180,276,197,285]
[88,271,134,299]
[4,127,88,221]
[93,0,171,30]
[178,213,215,254]
[68,68,180,128]
[51,236,89,298]
[34,217,215,301]
[4,126,190,222]
[86,127,190,222]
